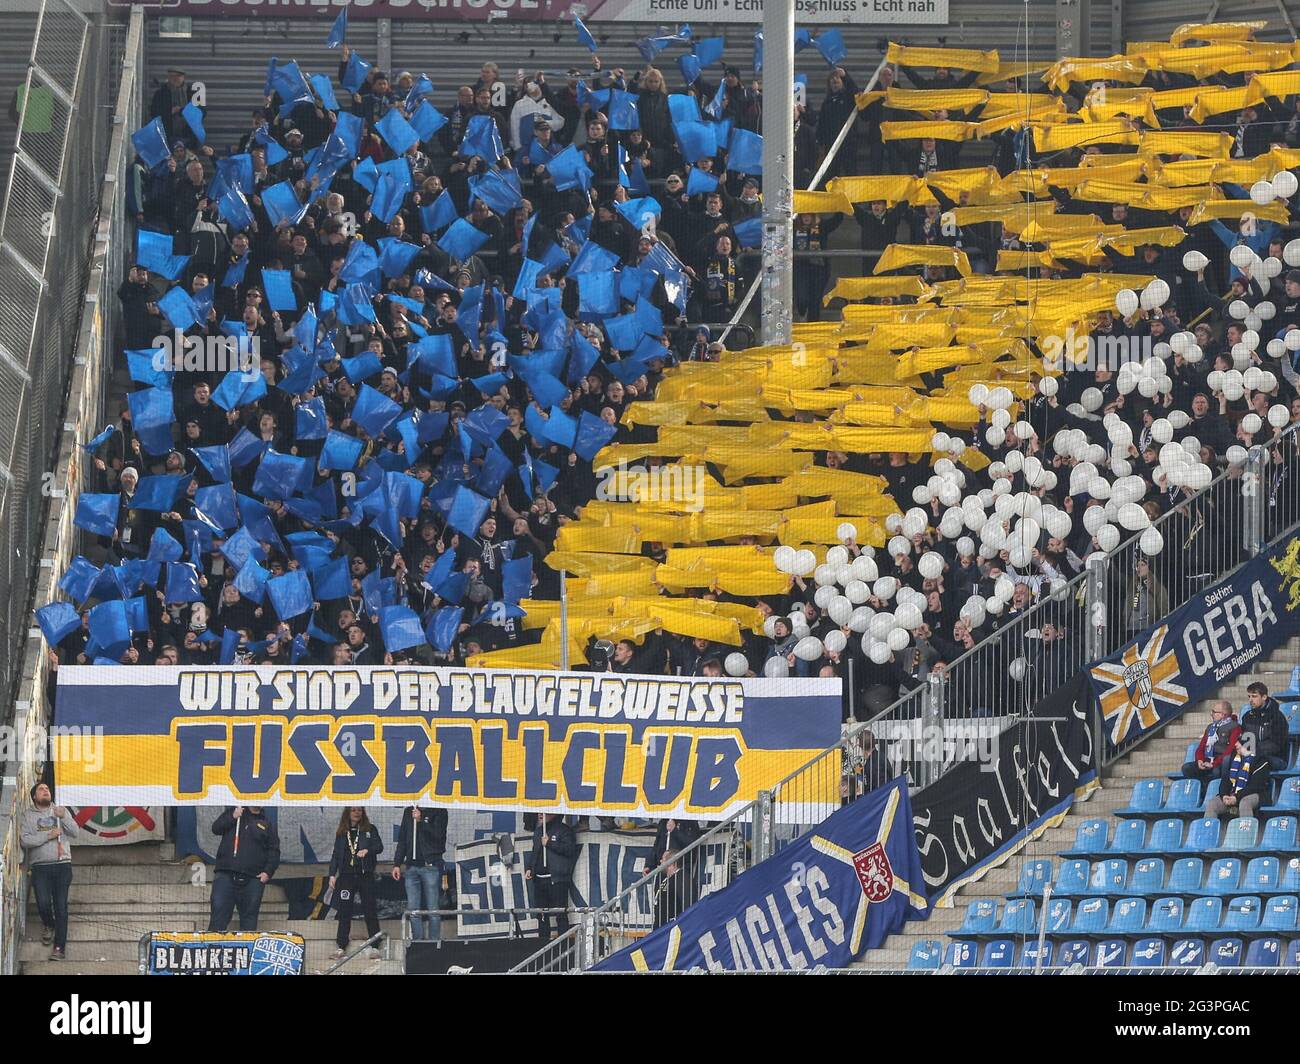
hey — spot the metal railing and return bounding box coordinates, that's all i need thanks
[0,3,140,976]
[851,420,1300,789]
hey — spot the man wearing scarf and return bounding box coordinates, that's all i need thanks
[1206,736,1272,820]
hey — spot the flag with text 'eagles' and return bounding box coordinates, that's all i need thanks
[1088,531,1300,757]
[593,778,926,971]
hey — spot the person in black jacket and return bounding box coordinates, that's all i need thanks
[391,806,448,942]
[329,807,385,955]
[207,806,280,932]
[1206,737,1272,820]
[1242,682,1290,773]
[650,817,703,927]
[525,813,578,939]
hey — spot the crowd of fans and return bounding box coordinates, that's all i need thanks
[31,24,1300,758]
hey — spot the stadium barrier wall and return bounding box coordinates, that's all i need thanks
[0,3,142,975]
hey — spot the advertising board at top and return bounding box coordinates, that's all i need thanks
[145,0,949,25]
[54,665,841,821]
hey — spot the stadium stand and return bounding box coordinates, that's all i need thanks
[13,5,1300,975]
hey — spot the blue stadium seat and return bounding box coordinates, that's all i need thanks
[1014,860,1052,897]
[1068,819,1108,855]
[1169,858,1204,893]
[1019,940,1052,968]
[957,899,998,934]
[1169,742,1200,779]
[1284,858,1300,892]
[1202,778,1222,808]
[1261,895,1298,933]
[1216,817,1259,851]
[1120,779,1163,816]
[1054,860,1090,895]
[1130,938,1166,967]
[1202,858,1242,895]
[1287,940,1300,968]
[1184,818,1222,851]
[1107,897,1146,934]
[1245,938,1283,967]
[1090,859,1127,894]
[1223,895,1261,932]
[981,939,1016,968]
[1109,820,1146,853]
[907,939,942,970]
[1287,664,1300,693]
[1044,898,1073,933]
[1271,779,1300,811]
[1072,897,1109,933]
[1146,819,1184,852]
[1146,896,1185,933]
[1209,938,1243,966]
[1057,939,1090,966]
[944,940,978,968]
[1094,939,1127,967]
[1244,856,1281,892]
[1285,703,1300,736]
[998,898,1036,934]
[1169,938,1205,967]
[1186,896,1224,932]
[1127,858,1164,895]
[1161,778,1201,814]
[1259,816,1298,852]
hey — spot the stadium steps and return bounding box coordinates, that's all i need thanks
[21,844,411,975]
[852,634,1300,969]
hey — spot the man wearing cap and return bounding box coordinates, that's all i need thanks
[151,67,197,145]
[508,76,562,154]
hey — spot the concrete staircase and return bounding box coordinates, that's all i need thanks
[855,635,1300,970]
[21,843,408,975]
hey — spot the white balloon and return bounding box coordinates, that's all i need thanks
[844,579,871,604]
[1288,329,1300,352]
[793,636,823,662]
[1269,404,1291,428]
[1181,435,1201,457]
[1081,387,1103,412]
[725,652,749,676]
[1242,413,1262,435]
[897,603,925,632]
[1082,506,1107,535]
[885,627,911,652]
[1285,239,1300,267]
[1230,245,1254,270]
[836,522,858,543]
[986,596,1005,616]
[1256,300,1277,320]
[1274,170,1299,198]
[848,606,874,633]
[918,552,944,580]
[1228,298,1250,319]
[868,641,892,665]
[792,549,817,576]
[1140,279,1170,309]
[991,408,1012,430]
[848,556,878,584]
[867,613,896,641]
[987,386,1014,410]
[968,383,989,407]
[826,545,850,567]
[1244,366,1265,392]
[814,585,838,609]
[1114,289,1139,317]
[764,656,789,678]
[1097,524,1120,552]
[1185,464,1213,490]
[773,546,796,573]
[1168,410,1191,430]
[1182,250,1208,272]
[1139,527,1164,556]
[1118,502,1150,531]
[956,535,975,556]
[1008,657,1028,682]
[1251,178,1277,205]
[823,630,847,655]
[1039,376,1059,397]
[814,564,837,587]
[994,574,1015,602]
[872,577,898,600]
[1226,445,1249,466]
[985,426,1006,447]
[911,485,932,505]
[1184,344,1204,364]
[827,595,854,625]
[1137,375,1159,398]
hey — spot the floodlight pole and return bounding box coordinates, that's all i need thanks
[759,1,795,347]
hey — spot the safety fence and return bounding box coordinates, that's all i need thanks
[0,3,141,976]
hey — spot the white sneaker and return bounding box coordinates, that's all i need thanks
[333,947,346,958]
[366,946,382,959]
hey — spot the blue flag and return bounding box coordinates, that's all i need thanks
[262,268,297,312]
[159,286,200,332]
[594,779,926,971]
[437,218,490,262]
[88,600,132,659]
[728,128,763,175]
[181,102,206,144]
[687,167,719,196]
[376,108,419,156]
[575,15,597,52]
[381,605,426,653]
[60,556,101,604]
[502,555,532,604]
[447,485,491,537]
[310,555,350,601]
[267,569,313,620]
[75,493,119,537]
[342,51,373,95]
[321,430,365,472]
[814,28,847,67]
[351,384,402,439]
[164,562,205,605]
[426,606,464,653]
[262,181,307,228]
[36,602,81,647]
[130,118,170,168]
[326,7,348,48]
[410,99,448,142]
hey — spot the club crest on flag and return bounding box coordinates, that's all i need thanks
[852,841,893,903]
[1268,536,1300,611]
[1090,624,1188,745]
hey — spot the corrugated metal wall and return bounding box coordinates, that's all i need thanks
[1124,0,1299,46]
[146,4,1062,152]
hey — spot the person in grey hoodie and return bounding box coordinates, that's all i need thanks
[21,782,77,960]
